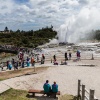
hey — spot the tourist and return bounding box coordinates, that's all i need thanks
[43,80,51,96]
[19,60,21,67]
[22,60,25,68]
[26,57,30,67]
[76,50,81,60]
[27,56,30,62]
[37,54,39,62]
[19,52,23,61]
[31,57,35,66]
[60,60,67,65]
[53,55,56,61]
[42,54,45,63]
[52,81,58,98]
[12,58,15,67]
[41,54,45,64]
[41,57,44,64]
[8,62,12,70]
[14,62,18,70]
[65,52,68,61]
[69,52,72,60]
[54,60,58,65]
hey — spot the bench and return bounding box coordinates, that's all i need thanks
[28,89,60,97]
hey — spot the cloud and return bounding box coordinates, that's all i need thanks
[0,0,100,42]
[78,0,88,5]
[58,0,100,43]
[0,0,77,31]
[0,0,14,15]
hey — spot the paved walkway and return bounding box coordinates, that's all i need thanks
[0,82,10,94]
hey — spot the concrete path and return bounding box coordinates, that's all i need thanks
[0,82,10,94]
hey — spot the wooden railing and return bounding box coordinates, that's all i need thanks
[77,80,98,100]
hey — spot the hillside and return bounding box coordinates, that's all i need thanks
[0,26,57,48]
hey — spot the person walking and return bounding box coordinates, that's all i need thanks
[69,52,72,60]
[42,54,45,63]
[53,55,56,61]
[65,52,68,61]
[41,54,45,64]
[31,57,35,66]
[77,50,81,60]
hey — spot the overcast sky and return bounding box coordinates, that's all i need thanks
[0,0,100,42]
[0,0,88,31]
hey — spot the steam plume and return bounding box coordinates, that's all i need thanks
[58,1,100,43]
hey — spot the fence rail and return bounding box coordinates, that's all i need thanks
[77,80,98,100]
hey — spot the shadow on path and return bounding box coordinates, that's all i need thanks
[26,94,58,100]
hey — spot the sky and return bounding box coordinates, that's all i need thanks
[0,0,100,42]
[0,0,85,31]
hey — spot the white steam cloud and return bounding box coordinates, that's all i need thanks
[58,0,100,43]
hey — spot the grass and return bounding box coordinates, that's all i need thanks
[0,88,35,100]
[0,88,76,100]
[59,94,76,100]
[0,67,48,81]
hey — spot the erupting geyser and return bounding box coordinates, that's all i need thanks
[57,0,100,43]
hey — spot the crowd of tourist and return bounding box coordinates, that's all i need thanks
[0,48,81,71]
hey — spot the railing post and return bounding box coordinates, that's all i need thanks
[77,80,81,99]
[89,89,94,100]
[82,85,85,100]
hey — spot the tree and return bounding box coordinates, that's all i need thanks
[51,25,53,29]
[16,29,20,33]
[4,26,9,32]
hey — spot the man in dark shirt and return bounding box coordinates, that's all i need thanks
[43,80,51,96]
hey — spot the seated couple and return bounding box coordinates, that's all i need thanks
[43,80,58,98]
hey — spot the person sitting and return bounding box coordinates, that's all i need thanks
[60,60,67,65]
[53,60,58,65]
[43,80,51,96]
[52,81,58,98]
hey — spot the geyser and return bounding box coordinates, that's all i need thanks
[57,0,100,43]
